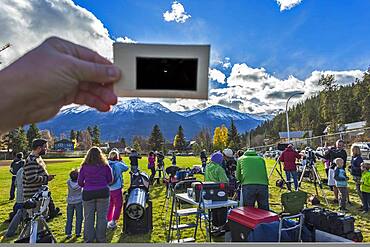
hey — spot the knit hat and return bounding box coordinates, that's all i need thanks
[223,148,233,158]
[211,151,224,165]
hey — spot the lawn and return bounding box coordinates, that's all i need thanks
[0,156,369,243]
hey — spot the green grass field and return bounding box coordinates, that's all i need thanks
[0,157,369,243]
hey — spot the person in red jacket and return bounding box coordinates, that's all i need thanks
[279,144,301,191]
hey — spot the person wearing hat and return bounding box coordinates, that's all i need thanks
[223,148,236,177]
[9,152,25,200]
[200,150,208,172]
[236,149,269,210]
[205,151,229,183]
[205,151,229,233]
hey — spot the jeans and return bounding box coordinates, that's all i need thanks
[285,171,298,191]
[6,208,27,237]
[362,192,370,212]
[83,197,109,243]
[107,189,123,222]
[65,202,83,236]
[149,167,155,183]
[353,176,363,205]
[9,176,16,200]
[242,184,269,210]
[337,187,348,209]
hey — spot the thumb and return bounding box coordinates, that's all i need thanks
[70,57,121,84]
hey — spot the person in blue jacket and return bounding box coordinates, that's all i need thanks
[107,150,128,229]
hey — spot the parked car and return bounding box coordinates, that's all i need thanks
[351,142,370,160]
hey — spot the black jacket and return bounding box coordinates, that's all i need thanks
[324,148,347,169]
[129,152,141,167]
[10,158,25,175]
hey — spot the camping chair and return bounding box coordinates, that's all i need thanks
[278,190,307,242]
[161,166,181,228]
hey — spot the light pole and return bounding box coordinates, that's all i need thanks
[286,92,304,143]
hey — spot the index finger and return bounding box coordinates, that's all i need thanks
[45,37,111,65]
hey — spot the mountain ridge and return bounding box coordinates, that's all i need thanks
[39,99,270,142]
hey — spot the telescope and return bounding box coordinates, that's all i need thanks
[123,170,153,234]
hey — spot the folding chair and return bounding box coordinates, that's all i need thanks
[278,190,307,242]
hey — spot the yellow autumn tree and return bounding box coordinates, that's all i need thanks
[213,125,228,151]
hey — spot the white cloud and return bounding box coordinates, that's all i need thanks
[116,36,137,43]
[163,1,191,23]
[206,63,363,114]
[0,0,113,69]
[209,68,226,84]
[276,0,303,11]
[162,64,363,115]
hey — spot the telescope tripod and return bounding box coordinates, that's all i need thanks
[268,158,290,191]
[298,160,329,205]
[18,214,56,243]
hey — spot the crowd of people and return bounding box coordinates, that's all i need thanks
[5,135,370,242]
[277,139,370,213]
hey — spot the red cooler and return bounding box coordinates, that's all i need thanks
[227,207,279,242]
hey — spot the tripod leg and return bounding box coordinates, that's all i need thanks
[17,220,31,242]
[298,165,307,189]
[29,219,38,243]
[40,217,57,243]
[311,166,329,205]
[269,160,279,179]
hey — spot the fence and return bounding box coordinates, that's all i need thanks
[251,127,370,155]
[0,150,88,160]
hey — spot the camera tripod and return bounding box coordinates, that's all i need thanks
[298,159,329,205]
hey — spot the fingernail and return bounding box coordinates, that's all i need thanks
[107,66,120,79]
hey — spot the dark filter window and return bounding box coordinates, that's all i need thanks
[136,57,197,91]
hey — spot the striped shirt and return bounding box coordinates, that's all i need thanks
[23,154,49,200]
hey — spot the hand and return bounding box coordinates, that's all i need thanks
[0,37,121,132]
[48,175,56,181]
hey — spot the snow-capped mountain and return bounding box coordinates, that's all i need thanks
[38,99,267,142]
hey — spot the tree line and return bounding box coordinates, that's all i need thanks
[248,70,370,147]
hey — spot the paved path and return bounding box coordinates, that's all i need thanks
[0,159,77,167]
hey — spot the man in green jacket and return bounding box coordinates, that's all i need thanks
[205,151,229,230]
[236,149,269,210]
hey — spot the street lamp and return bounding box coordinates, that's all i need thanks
[286,92,304,143]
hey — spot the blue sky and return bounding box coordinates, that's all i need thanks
[0,0,369,114]
[73,0,370,79]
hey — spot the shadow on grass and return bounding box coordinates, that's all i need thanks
[0,221,9,233]
[118,232,152,243]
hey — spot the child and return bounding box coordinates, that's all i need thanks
[65,168,83,239]
[156,151,165,179]
[333,158,348,211]
[148,151,156,184]
[350,145,364,210]
[327,161,337,201]
[360,162,370,213]
[107,150,129,229]
[171,153,177,166]
[5,167,26,237]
